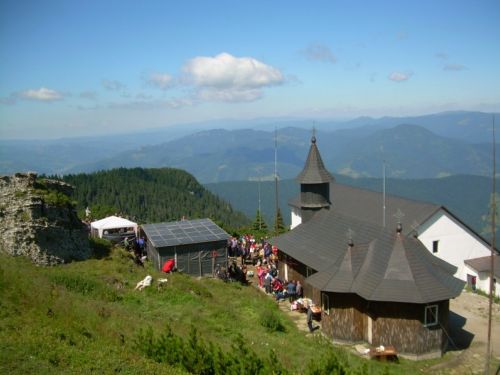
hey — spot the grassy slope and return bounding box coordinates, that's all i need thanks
[0,250,442,374]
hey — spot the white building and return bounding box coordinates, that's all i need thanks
[464,255,499,297]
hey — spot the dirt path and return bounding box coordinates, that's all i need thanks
[433,290,500,374]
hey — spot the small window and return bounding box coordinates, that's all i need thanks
[424,305,439,327]
[306,266,314,277]
[432,240,439,253]
[321,293,330,315]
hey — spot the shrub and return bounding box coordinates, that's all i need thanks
[135,324,287,375]
[49,273,122,302]
[259,309,286,333]
[89,237,112,259]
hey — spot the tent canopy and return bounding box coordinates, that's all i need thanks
[90,215,138,238]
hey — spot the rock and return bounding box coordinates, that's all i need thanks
[0,172,91,265]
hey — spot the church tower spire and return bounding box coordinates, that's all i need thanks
[294,133,334,224]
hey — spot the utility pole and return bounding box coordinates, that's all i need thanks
[485,114,496,375]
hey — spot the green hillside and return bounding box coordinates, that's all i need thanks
[0,247,420,374]
[60,168,249,229]
[205,174,498,237]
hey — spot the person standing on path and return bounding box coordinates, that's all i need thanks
[307,305,314,332]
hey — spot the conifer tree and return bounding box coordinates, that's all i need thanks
[253,209,268,231]
[274,207,286,234]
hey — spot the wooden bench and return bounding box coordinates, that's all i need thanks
[369,345,398,362]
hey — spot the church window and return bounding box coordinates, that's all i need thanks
[321,293,330,315]
[424,305,438,327]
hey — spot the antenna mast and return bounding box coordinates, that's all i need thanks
[383,160,386,227]
[274,127,279,235]
[258,177,262,230]
[485,114,496,374]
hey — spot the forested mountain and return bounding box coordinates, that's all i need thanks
[205,174,498,237]
[59,168,249,229]
[68,122,499,183]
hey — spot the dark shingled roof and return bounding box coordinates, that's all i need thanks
[274,209,384,272]
[465,255,500,278]
[296,136,334,184]
[305,228,464,303]
[276,192,464,303]
[290,183,441,236]
[142,218,229,248]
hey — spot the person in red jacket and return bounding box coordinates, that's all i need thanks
[162,259,175,273]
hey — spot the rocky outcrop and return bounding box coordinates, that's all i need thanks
[0,172,91,265]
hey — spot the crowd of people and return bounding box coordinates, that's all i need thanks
[225,234,304,304]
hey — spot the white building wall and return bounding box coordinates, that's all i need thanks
[463,264,500,297]
[418,209,492,281]
[291,207,302,230]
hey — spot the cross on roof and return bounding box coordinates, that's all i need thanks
[346,228,355,240]
[411,220,420,235]
[393,208,405,223]
[346,228,355,246]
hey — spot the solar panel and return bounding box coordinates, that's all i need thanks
[142,218,229,248]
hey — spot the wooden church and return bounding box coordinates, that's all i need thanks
[274,135,465,359]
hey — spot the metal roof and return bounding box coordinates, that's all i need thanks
[296,136,334,184]
[141,218,229,248]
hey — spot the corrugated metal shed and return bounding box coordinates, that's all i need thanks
[142,218,228,248]
[142,218,229,276]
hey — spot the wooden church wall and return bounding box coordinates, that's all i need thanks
[321,293,365,342]
[369,300,448,356]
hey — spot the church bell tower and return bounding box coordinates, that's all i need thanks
[291,134,334,228]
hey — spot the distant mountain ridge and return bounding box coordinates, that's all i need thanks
[68,122,499,183]
[1,111,498,182]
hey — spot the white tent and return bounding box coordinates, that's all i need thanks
[90,216,138,238]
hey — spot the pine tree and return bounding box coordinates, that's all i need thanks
[274,207,287,234]
[252,209,268,231]
[481,192,500,239]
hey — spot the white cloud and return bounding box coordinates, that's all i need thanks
[0,94,17,105]
[80,91,97,100]
[20,87,63,101]
[435,52,448,60]
[146,72,174,90]
[396,31,408,40]
[302,44,337,64]
[106,96,194,110]
[182,52,284,102]
[443,63,467,71]
[102,79,126,91]
[388,71,412,82]
[196,88,262,102]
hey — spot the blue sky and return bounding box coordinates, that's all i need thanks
[1,0,499,139]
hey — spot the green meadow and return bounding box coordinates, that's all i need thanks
[0,245,440,374]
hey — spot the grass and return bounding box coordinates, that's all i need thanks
[0,248,456,374]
